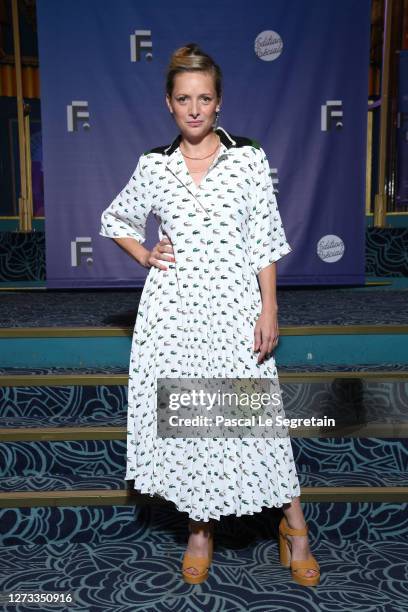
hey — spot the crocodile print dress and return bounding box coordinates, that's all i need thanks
[99,125,301,521]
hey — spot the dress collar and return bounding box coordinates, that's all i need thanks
[163,125,236,156]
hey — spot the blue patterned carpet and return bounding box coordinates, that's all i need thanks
[366,228,408,277]
[0,286,408,327]
[1,374,407,429]
[1,539,408,611]
[2,503,408,545]
[1,363,408,374]
[1,438,407,492]
[1,504,408,611]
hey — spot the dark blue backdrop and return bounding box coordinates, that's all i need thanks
[36,0,371,287]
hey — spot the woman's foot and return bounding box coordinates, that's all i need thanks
[281,497,319,581]
[183,520,214,577]
[283,520,318,579]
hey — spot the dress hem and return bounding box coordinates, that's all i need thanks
[124,476,301,522]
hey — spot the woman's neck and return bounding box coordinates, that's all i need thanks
[179,128,218,157]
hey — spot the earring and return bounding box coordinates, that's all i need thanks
[213,108,220,129]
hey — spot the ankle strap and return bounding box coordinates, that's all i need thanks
[280,518,308,536]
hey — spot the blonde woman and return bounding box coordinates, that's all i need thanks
[100,43,320,587]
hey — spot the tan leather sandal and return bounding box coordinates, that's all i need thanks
[182,523,214,584]
[279,516,320,586]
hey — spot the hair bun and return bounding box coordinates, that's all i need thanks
[165,43,222,100]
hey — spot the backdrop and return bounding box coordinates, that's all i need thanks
[36,0,371,288]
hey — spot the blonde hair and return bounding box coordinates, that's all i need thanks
[165,43,222,100]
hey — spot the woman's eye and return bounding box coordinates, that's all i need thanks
[176,96,211,103]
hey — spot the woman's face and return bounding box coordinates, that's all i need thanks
[166,71,220,139]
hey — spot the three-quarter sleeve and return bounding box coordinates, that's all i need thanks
[248,146,292,275]
[99,154,151,243]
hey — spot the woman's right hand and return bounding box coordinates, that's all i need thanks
[143,236,176,270]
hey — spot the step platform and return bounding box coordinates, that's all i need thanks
[0,284,407,609]
[0,287,408,367]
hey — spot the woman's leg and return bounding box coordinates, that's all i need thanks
[282,497,318,578]
[183,519,214,576]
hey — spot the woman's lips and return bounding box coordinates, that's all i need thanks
[188,121,203,126]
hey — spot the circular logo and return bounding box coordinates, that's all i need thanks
[317,235,345,262]
[255,31,283,61]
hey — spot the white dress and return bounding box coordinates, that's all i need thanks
[99,126,301,521]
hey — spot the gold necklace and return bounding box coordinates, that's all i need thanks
[180,134,220,160]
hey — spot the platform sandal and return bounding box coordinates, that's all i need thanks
[182,525,214,584]
[278,516,320,586]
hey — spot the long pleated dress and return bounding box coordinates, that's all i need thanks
[99,125,301,521]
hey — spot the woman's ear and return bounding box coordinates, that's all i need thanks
[165,95,173,114]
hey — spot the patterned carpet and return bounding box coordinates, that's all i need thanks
[1,363,408,374]
[1,504,408,611]
[0,287,407,327]
[1,374,407,429]
[1,437,407,490]
[1,539,407,611]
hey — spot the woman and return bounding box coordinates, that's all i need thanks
[100,43,320,587]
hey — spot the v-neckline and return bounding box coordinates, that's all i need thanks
[179,139,226,190]
[183,162,208,189]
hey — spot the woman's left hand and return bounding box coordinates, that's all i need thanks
[253,308,279,364]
